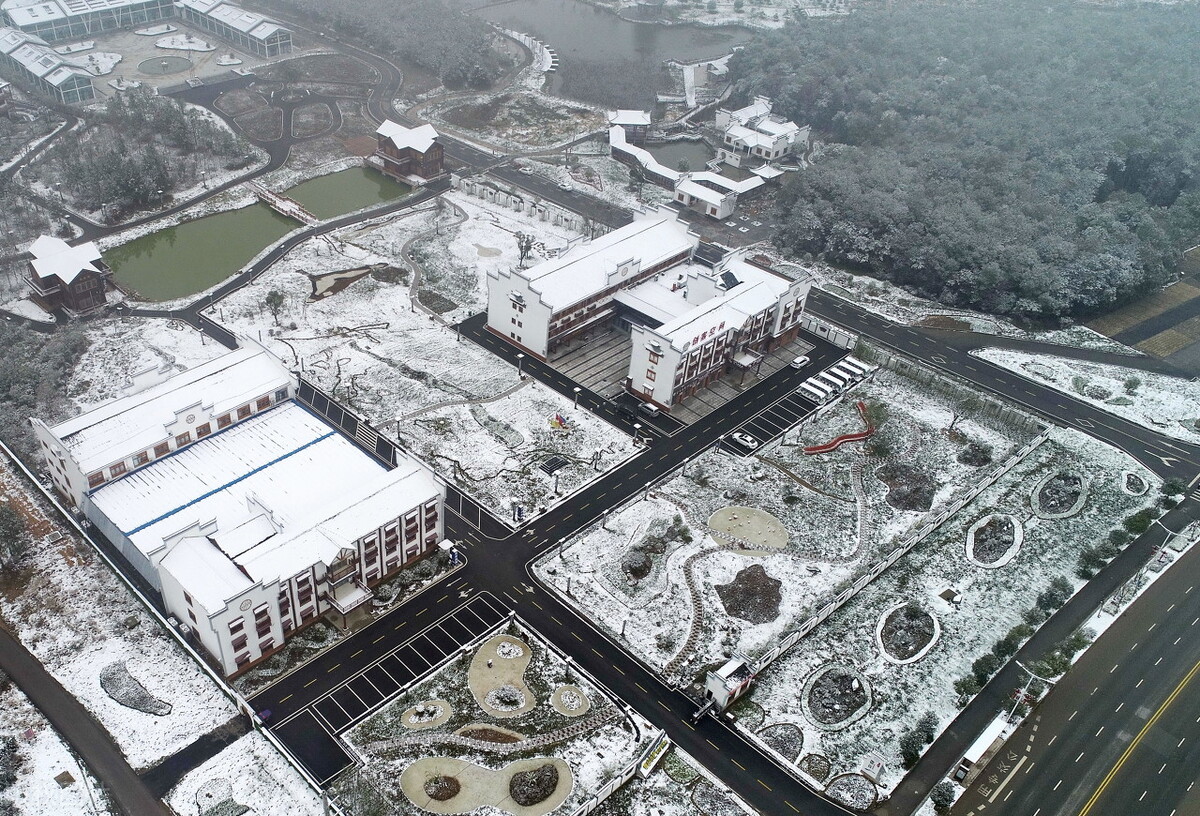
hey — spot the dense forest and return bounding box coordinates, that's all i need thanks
[730,1,1200,318]
[267,0,508,88]
[34,89,250,219]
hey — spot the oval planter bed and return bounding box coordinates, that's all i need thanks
[757,722,804,763]
[965,513,1024,568]
[801,664,872,731]
[1032,471,1088,518]
[875,602,940,664]
[799,753,832,783]
[825,772,878,811]
[1121,471,1148,496]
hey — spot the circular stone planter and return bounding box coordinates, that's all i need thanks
[875,602,941,665]
[757,722,804,763]
[401,699,453,730]
[1031,471,1088,519]
[707,506,788,555]
[550,685,591,718]
[1121,471,1148,496]
[801,664,872,731]
[825,772,879,811]
[138,55,192,75]
[965,513,1024,569]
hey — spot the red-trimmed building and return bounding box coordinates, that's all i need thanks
[26,234,112,314]
[372,120,444,183]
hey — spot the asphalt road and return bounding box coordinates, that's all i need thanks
[0,624,171,816]
[953,505,1200,816]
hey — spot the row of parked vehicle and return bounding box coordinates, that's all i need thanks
[794,356,874,403]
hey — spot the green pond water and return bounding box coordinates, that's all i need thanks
[646,140,714,172]
[106,168,410,302]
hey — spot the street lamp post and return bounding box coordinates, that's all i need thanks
[54,182,63,203]
[156,189,164,209]
[573,386,581,408]
[633,422,641,445]
[516,353,525,379]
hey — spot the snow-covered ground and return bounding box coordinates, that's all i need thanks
[207,214,637,517]
[0,295,56,324]
[592,746,755,816]
[974,348,1200,444]
[740,426,1159,797]
[156,34,215,51]
[66,317,225,411]
[423,89,605,152]
[537,368,1036,676]
[345,621,647,815]
[167,731,324,816]
[0,684,115,816]
[0,459,239,772]
[411,190,583,320]
[67,51,122,76]
[523,143,673,212]
[793,261,1139,355]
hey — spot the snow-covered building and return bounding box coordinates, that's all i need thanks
[487,207,699,360]
[25,234,112,314]
[607,109,651,144]
[1,0,174,43]
[371,120,444,183]
[621,250,811,408]
[714,96,809,168]
[33,345,447,675]
[176,0,291,58]
[0,26,93,104]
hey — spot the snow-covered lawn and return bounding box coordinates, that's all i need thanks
[66,316,225,411]
[591,746,754,816]
[740,427,1160,798]
[411,190,583,320]
[425,89,605,151]
[523,143,674,212]
[207,217,637,518]
[167,731,324,816]
[0,684,116,816]
[974,348,1200,444]
[537,368,1036,677]
[0,459,239,772]
[67,51,121,76]
[344,621,648,815]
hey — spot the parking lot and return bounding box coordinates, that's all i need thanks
[271,592,508,782]
[730,390,820,448]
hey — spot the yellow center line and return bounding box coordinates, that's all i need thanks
[706,739,719,750]
[326,663,340,673]
[572,632,582,641]
[374,635,385,644]
[437,594,449,603]
[304,678,317,687]
[351,649,362,658]
[279,694,293,703]
[531,601,543,610]
[758,780,772,791]
[785,800,799,813]
[614,666,625,675]
[1079,655,1200,816]
[732,759,746,771]
[416,608,427,616]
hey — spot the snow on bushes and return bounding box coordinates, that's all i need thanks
[876,603,939,664]
[966,514,1023,568]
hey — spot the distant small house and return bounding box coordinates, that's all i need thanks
[26,235,112,314]
[371,120,444,184]
[607,110,651,144]
[714,96,809,168]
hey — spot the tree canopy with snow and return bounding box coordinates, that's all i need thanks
[731,0,1200,318]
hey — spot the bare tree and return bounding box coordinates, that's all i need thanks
[515,232,535,267]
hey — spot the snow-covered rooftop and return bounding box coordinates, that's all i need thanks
[3,0,149,24]
[0,26,90,85]
[376,120,439,153]
[176,0,287,38]
[50,345,292,475]
[613,278,694,325]
[676,178,730,207]
[90,401,440,598]
[28,234,103,284]
[607,109,651,127]
[725,96,772,124]
[160,536,252,612]
[653,257,791,350]
[521,210,698,311]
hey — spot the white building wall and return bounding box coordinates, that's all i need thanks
[486,268,553,358]
[628,324,683,408]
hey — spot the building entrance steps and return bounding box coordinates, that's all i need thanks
[550,326,633,398]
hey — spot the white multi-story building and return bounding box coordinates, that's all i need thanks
[714,96,810,168]
[621,250,811,407]
[33,345,445,675]
[485,209,813,410]
[486,207,699,359]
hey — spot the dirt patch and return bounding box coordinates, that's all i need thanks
[875,463,937,511]
[234,108,283,141]
[915,315,972,331]
[418,288,458,314]
[1036,471,1083,515]
[460,727,521,744]
[757,722,803,763]
[806,666,869,726]
[879,604,935,661]
[971,516,1016,564]
[257,54,380,85]
[370,265,410,285]
[292,102,333,139]
[510,763,559,807]
[213,88,268,116]
[799,753,831,782]
[425,775,460,801]
[714,564,782,624]
[957,440,994,467]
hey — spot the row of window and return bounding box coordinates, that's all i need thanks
[85,388,288,489]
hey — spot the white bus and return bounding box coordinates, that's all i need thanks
[798,382,829,403]
[839,357,872,376]
[817,370,849,392]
